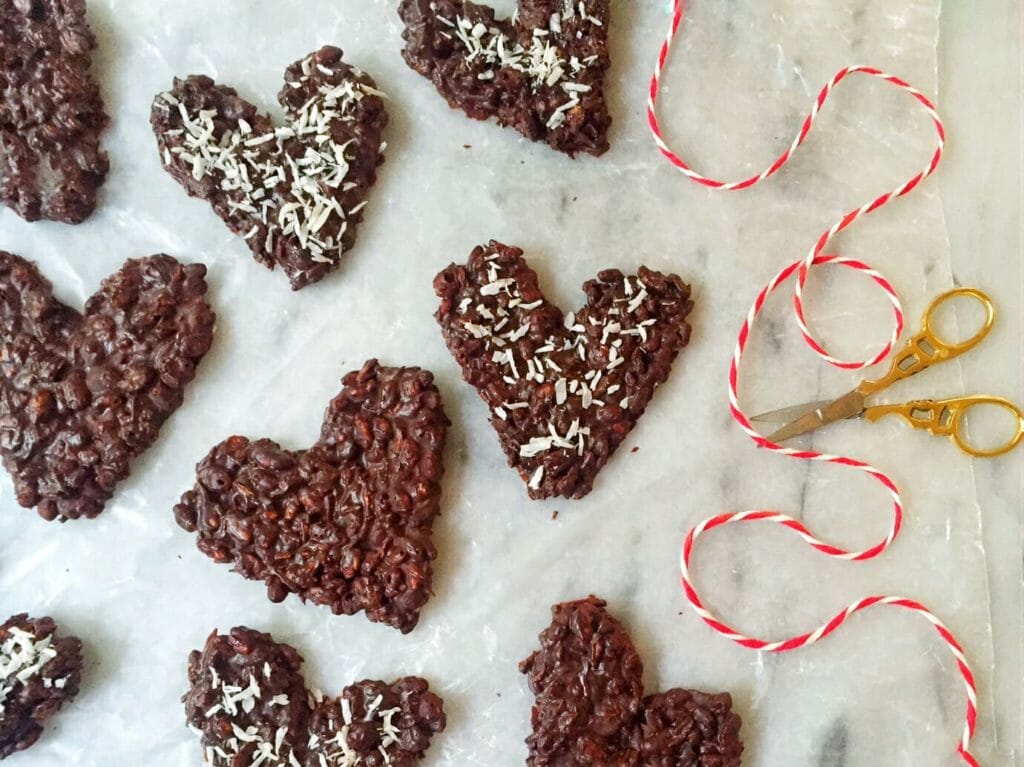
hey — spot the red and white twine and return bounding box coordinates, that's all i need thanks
[647,2,978,765]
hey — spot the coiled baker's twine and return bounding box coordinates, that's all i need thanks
[647,2,979,765]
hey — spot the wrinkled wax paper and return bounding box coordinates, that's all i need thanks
[0,1,1006,765]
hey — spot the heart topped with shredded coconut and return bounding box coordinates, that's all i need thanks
[0,614,83,759]
[151,46,388,291]
[434,242,694,501]
[399,0,611,157]
[184,626,446,767]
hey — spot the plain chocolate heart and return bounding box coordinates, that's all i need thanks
[520,596,744,767]
[0,251,215,521]
[151,46,387,291]
[1,0,109,223]
[435,241,693,501]
[399,0,612,157]
[174,361,449,634]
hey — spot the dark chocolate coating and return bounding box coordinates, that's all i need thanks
[151,46,387,291]
[184,626,446,767]
[435,241,693,501]
[521,597,744,767]
[174,361,450,634]
[313,678,447,767]
[520,596,643,766]
[0,251,215,521]
[185,627,309,767]
[0,614,83,760]
[639,689,744,767]
[0,0,109,223]
[399,0,612,157]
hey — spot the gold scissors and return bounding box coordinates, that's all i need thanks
[752,287,1024,458]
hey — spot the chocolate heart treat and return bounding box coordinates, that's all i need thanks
[435,241,693,501]
[174,361,449,634]
[399,0,611,157]
[0,0,109,223]
[151,46,388,291]
[185,627,446,767]
[521,596,642,766]
[638,688,744,767]
[0,252,215,522]
[1,614,83,760]
[520,597,743,767]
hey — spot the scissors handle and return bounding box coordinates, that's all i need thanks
[864,396,1024,457]
[859,288,995,396]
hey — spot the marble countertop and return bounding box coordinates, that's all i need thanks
[937,2,1022,763]
[0,1,1020,766]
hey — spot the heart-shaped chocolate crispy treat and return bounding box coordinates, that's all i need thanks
[520,597,743,767]
[151,46,388,291]
[174,360,449,634]
[185,626,446,767]
[435,241,693,501]
[1,614,83,759]
[1,0,109,223]
[0,252,215,522]
[399,0,611,157]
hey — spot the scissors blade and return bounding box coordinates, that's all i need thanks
[764,389,867,443]
[750,399,835,423]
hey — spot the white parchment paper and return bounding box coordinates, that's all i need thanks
[0,1,1009,765]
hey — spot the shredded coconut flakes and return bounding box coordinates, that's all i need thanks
[442,8,603,129]
[455,255,657,467]
[0,627,61,714]
[157,58,384,266]
[195,660,407,767]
